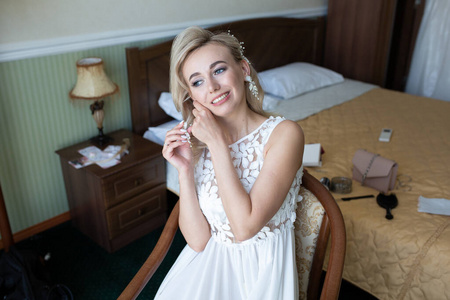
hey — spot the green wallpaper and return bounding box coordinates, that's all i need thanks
[0,38,167,234]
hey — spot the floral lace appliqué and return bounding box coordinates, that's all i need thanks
[195,116,303,245]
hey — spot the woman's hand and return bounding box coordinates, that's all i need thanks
[162,121,193,173]
[165,118,212,252]
[190,101,226,146]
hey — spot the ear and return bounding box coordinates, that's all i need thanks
[240,59,251,77]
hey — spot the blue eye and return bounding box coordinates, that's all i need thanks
[192,80,203,87]
[214,67,226,75]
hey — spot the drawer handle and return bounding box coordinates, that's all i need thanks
[134,178,143,186]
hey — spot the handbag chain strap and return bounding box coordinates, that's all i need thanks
[362,154,379,186]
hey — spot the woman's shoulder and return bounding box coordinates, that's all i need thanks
[272,117,303,137]
[266,118,304,150]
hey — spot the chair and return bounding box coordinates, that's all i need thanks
[118,170,346,300]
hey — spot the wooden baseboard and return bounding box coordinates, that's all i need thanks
[0,211,71,250]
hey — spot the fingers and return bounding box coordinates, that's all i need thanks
[164,139,188,153]
[192,100,206,110]
[169,120,185,134]
[163,121,191,151]
[192,100,210,117]
[189,101,217,141]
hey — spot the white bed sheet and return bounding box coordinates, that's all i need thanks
[144,79,377,195]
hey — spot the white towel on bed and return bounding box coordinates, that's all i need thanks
[418,196,450,216]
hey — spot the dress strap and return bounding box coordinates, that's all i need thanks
[261,116,286,145]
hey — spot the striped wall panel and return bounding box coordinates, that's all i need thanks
[0,39,165,234]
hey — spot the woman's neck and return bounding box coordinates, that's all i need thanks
[217,108,267,144]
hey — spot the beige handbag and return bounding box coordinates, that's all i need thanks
[352,149,398,194]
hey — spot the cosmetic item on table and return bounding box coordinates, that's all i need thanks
[377,193,398,220]
[330,177,352,194]
[341,195,374,201]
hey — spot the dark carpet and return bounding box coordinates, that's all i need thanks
[9,220,377,300]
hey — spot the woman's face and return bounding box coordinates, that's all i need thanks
[182,43,249,117]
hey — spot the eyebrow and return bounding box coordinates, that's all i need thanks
[188,60,227,81]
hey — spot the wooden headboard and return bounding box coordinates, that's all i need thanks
[126,17,325,136]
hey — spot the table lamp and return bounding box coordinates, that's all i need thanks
[69,57,119,145]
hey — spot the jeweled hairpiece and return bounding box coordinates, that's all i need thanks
[227,30,260,101]
[227,30,250,64]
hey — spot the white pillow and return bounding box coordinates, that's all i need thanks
[158,92,183,121]
[143,120,180,146]
[263,94,280,111]
[258,62,344,99]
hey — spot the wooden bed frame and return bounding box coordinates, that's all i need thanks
[126,17,325,135]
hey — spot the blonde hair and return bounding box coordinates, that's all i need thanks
[170,26,267,155]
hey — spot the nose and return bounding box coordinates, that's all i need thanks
[208,78,220,93]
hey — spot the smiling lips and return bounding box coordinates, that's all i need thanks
[212,92,229,104]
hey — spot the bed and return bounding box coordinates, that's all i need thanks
[125,17,450,300]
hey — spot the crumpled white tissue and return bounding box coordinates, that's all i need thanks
[418,196,450,216]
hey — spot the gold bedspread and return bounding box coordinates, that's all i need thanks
[296,88,450,300]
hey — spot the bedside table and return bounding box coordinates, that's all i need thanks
[56,129,166,252]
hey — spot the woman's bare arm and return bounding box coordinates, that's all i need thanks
[208,120,304,241]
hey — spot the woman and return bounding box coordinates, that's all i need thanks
[157,26,304,299]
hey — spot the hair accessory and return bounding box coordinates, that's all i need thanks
[245,75,260,101]
[227,31,258,101]
[227,30,250,64]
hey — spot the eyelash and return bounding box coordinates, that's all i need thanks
[191,67,227,87]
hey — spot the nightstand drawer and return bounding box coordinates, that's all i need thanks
[106,184,167,239]
[104,156,165,208]
[57,129,167,252]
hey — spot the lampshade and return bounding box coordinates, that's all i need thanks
[69,57,118,100]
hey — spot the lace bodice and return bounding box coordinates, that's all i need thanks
[194,116,303,245]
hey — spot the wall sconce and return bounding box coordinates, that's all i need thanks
[69,57,119,145]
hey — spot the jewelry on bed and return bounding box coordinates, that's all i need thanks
[396,174,412,191]
[245,75,260,100]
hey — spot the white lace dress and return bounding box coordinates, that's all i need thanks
[155,116,303,300]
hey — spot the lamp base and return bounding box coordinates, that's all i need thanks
[91,127,113,146]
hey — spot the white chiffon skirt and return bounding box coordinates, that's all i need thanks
[154,226,298,300]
